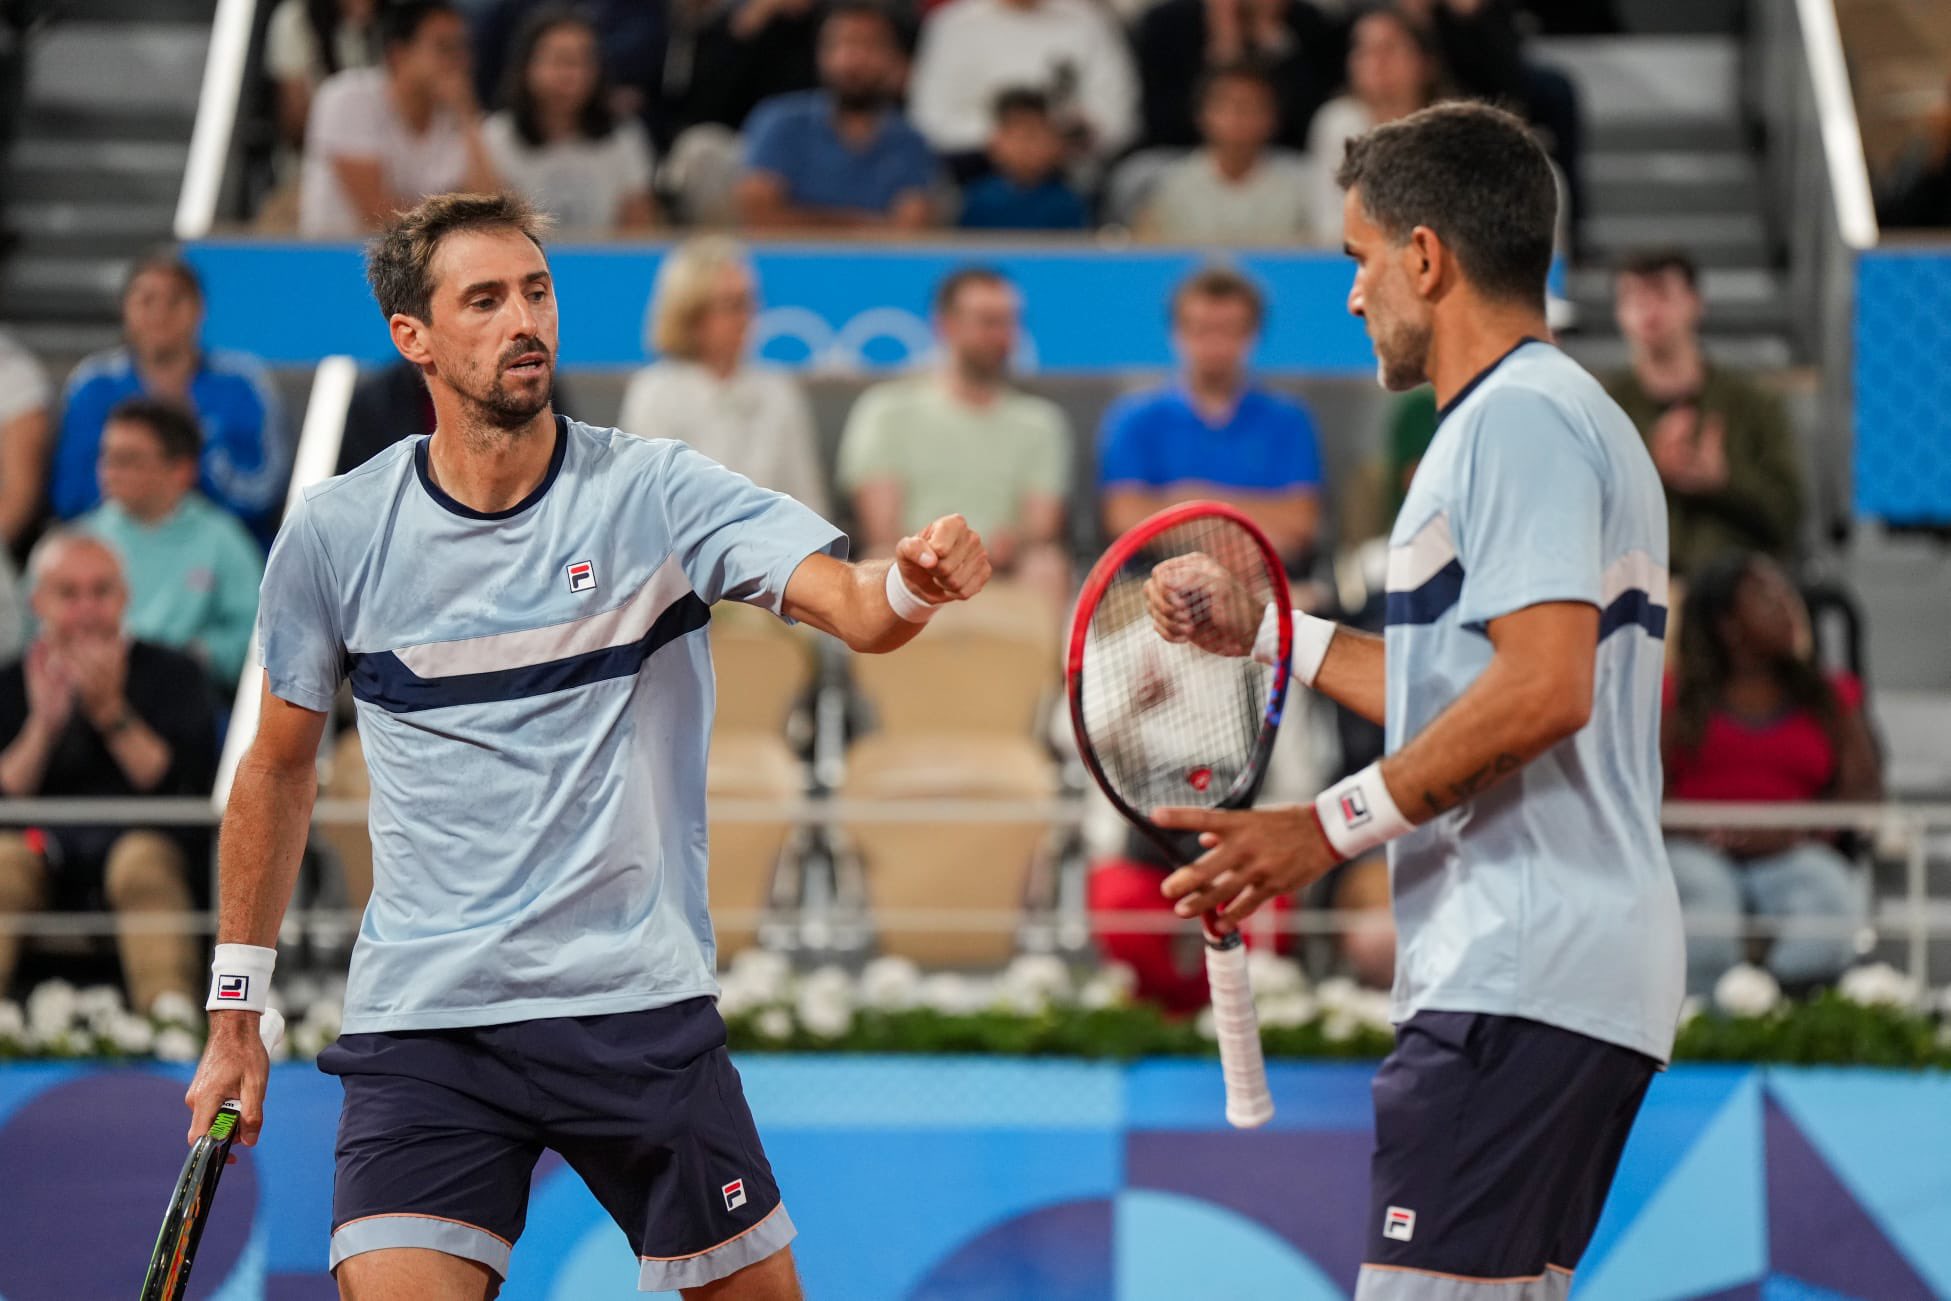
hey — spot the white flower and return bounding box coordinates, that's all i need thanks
[919,973,988,1016]
[1677,996,1705,1027]
[858,956,922,1011]
[301,1000,343,1045]
[280,975,321,1012]
[1838,963,1922,1011]
[1348,990,1395,1032]
[1313,976,1359,1014]
[78,985,124,1023]
[0,1000,22,1040]
[1247,951,1308,999]
[1714,964,1781,1018]
[1194,1007,1218,1040]
[728,950,793,1004]
[26,980,78,1034]
[793,966,855,1039]
[150,990,200,1027]
[1322,1010,1360,1043]
[1937,1022,1951,1054]
[108,1013,155,1056]
[996,954,1072,1014]
[153,1027,201,1062]
[1257,992,1318,1029]
[755,1007,794,1042]
[716,979,760,1020]
[1078,963,1137,1011]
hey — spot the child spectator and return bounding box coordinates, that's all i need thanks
[484,6,658,234]
[79,399,263,693]
[54,252,289,546]
[958,89,1090,231]
[1139,61,1311,244]
[1663,552,1880,996]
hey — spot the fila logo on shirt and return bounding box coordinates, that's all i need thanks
[566,560,597,593]
[215,974,250,1001]
[1340,789,1372,829]
[722,1178,747,1212]
[1383,1206,1416,1242]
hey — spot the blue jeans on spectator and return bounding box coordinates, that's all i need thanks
[1665,836,1862,997]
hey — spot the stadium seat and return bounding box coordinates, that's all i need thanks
[710,606,817,733]
[848,580,1061,736]
[706,730,806,958]
[841,732,1058,966]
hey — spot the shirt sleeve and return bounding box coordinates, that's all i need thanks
[616,120,655,192]
[741,100,794,179]
[309,72,382,159]
[1078,10,1140,156]
[1096,397,1154,488]
[1276,399,1324,491]
[53,368,116,519]
[202,358,292,527]
[658,441,847,616]
[256,499,346,713]
[1024,401,1072,499]
[0,341,50,426]
[263,0,314,81]
[834,386,900,492]
[1452,386,1605,628]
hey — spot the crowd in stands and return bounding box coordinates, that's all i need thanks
[260,0,1590,247]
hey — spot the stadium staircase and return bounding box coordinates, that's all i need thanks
[0,0,215,361]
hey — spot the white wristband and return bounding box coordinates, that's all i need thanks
[206,942,276,1012]
[1251,606,1338,688]
[885,562,937,623]
[1313,761,1414,861]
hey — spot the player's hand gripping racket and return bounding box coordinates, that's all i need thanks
[1067,503,1291,1128]
[141,1008,285,1300]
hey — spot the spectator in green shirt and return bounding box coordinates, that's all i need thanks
[837,265,1073,606]
[1605,248,1806,579]
[79,398,264,692]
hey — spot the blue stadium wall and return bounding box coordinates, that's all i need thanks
[1855,247,1951,526]
[3,1058,1947,1299]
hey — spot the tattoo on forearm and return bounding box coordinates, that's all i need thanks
[1421,752,1522,818]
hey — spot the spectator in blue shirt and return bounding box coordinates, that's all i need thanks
[959,88,1090,232]
[53,252,289,547]
[1098,266,1323,571]
[735,0,941,230]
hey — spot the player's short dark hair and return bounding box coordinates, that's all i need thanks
[1335,102,1557,309]
[122,248,201,303]
[1170,264,1266,331]
[380,0,459,52]
[1615,247,1700,290]
[993,86,1052,124]
[933,265,1011,316]
[1195,59,1278,115]
[106,396,203,464]
[367,191,552,321]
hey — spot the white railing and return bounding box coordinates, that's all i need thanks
[173,0,259,241]
[1793,0,1879,250]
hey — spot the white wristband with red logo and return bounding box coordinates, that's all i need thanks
[206,943,276,1012]
[1313,762,1414,861]
[885,562,938,623]
[1251,607,1338,688]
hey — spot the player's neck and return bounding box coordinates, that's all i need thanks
[426,409,558,514]
[1427,302,1550,411]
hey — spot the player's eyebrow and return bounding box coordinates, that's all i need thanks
[456,270,550,299]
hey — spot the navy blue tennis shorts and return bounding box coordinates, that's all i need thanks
[1355,1011,1656,1299]
[317,997,792,1292]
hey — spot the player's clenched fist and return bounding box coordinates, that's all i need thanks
[896,514,992,605]
[1145,553,1260,657]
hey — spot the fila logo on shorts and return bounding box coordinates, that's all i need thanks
[722,1178,746,1212]
[215,974,250,1001]
[1340,789,1372,828]
[1384,1206,1416,1242]
[566,560,597,593]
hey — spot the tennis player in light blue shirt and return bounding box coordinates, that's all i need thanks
[184,192,992,1297]
[1148,104,1683,1301]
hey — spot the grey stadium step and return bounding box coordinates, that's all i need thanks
[10,139,190,205]
[0,256,134,324]
[18,102,200,146]
[24,22,209,116]
[1581,212,1775,269]
[1567,267,1792,334]
[55,0,216,21]
[9,201,179,260]
[1586,150,1761,216]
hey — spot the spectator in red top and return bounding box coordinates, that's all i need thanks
[1662,551,1881,996]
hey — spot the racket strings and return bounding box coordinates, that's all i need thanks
[1078,517,1276,815]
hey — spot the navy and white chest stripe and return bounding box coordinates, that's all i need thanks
[347,553,709,713]
[1384,510,1668,640]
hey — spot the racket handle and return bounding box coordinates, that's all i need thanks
[1205,939,1274,1129]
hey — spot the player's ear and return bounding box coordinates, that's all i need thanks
[389,313,433,366]
[1407,227,1444,297]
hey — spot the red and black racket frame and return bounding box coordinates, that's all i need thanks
[1065,501,1296,952]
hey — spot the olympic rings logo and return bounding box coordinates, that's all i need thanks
[748,306,1041,375]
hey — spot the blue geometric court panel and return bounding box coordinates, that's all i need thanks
[0,1060,1946,1299]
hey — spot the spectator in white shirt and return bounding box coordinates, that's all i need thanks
[264,0,379,152]
[617,237,830,514]
[298,0,500,238]
[1139,61,1312,244]
[909,0,1138,172]
[0,330,51,556]
[1306,7,1440,239]
[484,6,658,234]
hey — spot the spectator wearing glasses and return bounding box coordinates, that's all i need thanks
[298,0,500,237]
[1663,552,1879,996]
[54,252,289,547]
[79,400,264,693]
[0,532,218,1012]
[735,1,941,231]
[617,237,829,513]
[484,6,658,234]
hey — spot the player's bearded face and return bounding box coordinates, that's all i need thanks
[446,333,555,429]
[1343,193,1432,393]
[1368,278,1433,393]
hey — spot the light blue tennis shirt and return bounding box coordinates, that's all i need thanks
[258,416,845,1033]
[1384,340,1684,1063]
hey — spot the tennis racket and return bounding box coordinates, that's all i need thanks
[1067,502,1292,1128]
[140,1008,285,1301]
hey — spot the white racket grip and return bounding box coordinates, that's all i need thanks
[1205,942,1274,1128]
